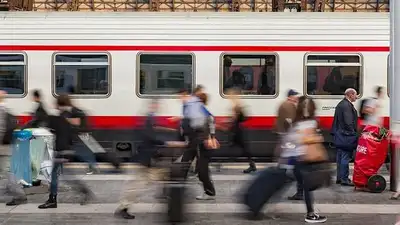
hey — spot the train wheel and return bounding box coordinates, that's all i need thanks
[367,175,386,193]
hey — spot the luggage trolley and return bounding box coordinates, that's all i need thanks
[353,125,390,193]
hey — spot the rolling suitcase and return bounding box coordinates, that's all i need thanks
[243,167,288,216]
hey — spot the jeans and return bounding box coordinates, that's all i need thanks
[74,143,97,169]
[336,149,352,182]
[50,153,88,196]
[294,163,314,213]
[50,161,62,195]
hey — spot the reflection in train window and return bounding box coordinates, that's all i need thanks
[138,54,193,95]
[221,54,277,96]
[53,53,110,96]
[0,54,26,96]
[305,54,362,96]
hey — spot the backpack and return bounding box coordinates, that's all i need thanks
[3,112,18,145]
[71,107,89,133]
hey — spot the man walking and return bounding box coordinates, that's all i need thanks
[332,88,358,186]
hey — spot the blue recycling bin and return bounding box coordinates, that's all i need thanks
[11,129,33,186]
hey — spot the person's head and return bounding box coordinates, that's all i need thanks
[287,89,300,104]
[193,85,204,96]
[344,88,357,102]
[0,90,7,103]
[56,94,71,109]
[177,89,190,102]
[198,93,209,105]
[294,96,316,122]
[32,89,42,103]
[375,86,384,99]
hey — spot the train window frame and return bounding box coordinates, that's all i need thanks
[51,52,112,99]
[0,52,28,98]
[303,53,364,99]
[136,52,196,98]
[219,52,279,99]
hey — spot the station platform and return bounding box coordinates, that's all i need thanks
[0,163,397,225]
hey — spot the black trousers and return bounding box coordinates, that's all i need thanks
[197,149,215,196]
[181,129,215,196]
[231,131,253,163]
[293,163,314,214]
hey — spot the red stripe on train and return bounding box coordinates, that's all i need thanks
[0,45,390,52]
[16,116,391,130]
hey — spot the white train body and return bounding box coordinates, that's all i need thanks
[0,12,390,158]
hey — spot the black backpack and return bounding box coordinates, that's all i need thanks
[71,107,89,133]
[3,112,18,145]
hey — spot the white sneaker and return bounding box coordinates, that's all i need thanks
[196,193,215,200]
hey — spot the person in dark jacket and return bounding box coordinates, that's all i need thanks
[38,94,91,209]
[22,90,48,129]
[331,88,358,186]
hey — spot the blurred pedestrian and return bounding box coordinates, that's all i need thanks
[0,91,27,206]
[38,95,92,209]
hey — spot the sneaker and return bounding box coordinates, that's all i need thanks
[114,208,135,219]
[196,193,215,201]
[305,213,327,223]
[86,167,99,175]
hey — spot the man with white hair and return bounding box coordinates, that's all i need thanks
[0,91,27,205]
[331,88,358,186]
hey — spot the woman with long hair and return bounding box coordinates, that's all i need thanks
[285,96,327,223]
[225,88,256,173]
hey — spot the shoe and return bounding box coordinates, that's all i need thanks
[38,194,57,209]
[114,208,135,219]
[32,180,41,186]
[6,197,27,206]
[336,180,341,184]
[340,180,354,187]
[196,193,215,200]
[305,213,327,223]
[86,167,100,175]
[243,164,257,174]
[86,169,94,175]
[287,193,303,200]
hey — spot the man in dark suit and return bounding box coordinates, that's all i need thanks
[332,88,358,186]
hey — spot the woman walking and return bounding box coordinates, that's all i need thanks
[284,96,327,223]
[226,88,256,173]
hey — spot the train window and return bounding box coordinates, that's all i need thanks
[53,53,110,96]
[138,54,194,95]
[221,54,277,97]
[305,54,362,96]
[0,54,26,96]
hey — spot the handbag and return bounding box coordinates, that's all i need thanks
[301,134,328,163]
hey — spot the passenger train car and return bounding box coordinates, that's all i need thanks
[0,12,390,161]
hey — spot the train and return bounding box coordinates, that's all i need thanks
[0,12,390,161]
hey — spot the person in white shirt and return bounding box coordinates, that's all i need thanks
[362,86,384,127]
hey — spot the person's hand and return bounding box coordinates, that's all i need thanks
[205,137,220,150]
